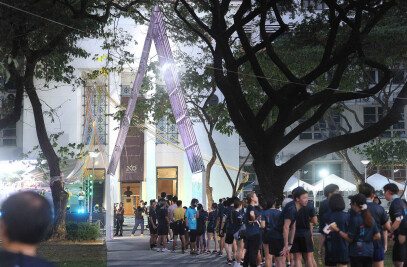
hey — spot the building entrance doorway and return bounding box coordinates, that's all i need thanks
[156,167,178,198]
[121,182,141,216]
[157,179,177,197]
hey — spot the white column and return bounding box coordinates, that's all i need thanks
[192,170,206,208]
[145,130,156,202]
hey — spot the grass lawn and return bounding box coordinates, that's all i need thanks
[37,242,107,267]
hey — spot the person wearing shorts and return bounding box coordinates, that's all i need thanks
[261,195,281,267]
[156,200,169,252]
[225,199,243,266]
[207,203,218,253]
[291,201,317,267]
[196,203,208,254]
[148,200,158,250]
[186,199,199,255]
[172,200,186,253]
[219,199,230,257]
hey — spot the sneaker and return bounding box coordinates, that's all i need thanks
[196,249,200,254]
[218,252,223,257]
[204,249,208,253]
[131,234,135,237]
[227,259,233,265]
[162,248,169,252]
[157,248,162,252]
[212,250,217,254]
[200,250,203,254]
[140,234,144,237]
[171,249,176,253]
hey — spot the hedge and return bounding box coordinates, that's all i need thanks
[66,222,100,241]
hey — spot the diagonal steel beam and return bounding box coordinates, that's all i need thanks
[107,7,155,175]
[108,4,204,175]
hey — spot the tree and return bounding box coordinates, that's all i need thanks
[173,0,407,196]
[0,0,149,239]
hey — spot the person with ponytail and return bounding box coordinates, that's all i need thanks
[243,191,261,267]
[331,193,380,267]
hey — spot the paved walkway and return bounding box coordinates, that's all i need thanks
[107,232,227,267]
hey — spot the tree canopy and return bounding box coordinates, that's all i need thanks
[171,0,407,196]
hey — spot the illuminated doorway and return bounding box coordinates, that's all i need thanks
[156,167,178,198]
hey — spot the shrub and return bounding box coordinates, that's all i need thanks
[66,222,100,241]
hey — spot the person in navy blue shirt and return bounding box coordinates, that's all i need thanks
[359,183,390,267]
[243,191,261,267]
[196,203,208,254]
[292,200,317,267]
[383,183,407,267]
[218,199,229,256]
[321,193,350,267]
[224,199,243,266]
[331,193,380,267]
[272,188,309,266]
[261,195,281,267]
[318,184,339,263]
[207,202,218,253]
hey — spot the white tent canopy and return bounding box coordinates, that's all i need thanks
[367,173,405,190]
[313,174,356,192]
[284,176,315,192]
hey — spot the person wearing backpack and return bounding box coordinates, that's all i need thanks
[331,194,380,267]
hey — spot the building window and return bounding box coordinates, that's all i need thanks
[299,114,340,140]
[0,122,16,146]
[83,86,108,145]
[363,107,405,138]
[302,0,328,10]
[365,69,405,85]
[156,117,179,144]
[0,92,17,146]
[301,162,342,185]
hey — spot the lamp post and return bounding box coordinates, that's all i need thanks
[361,160,370,183]
[89,151,99,223]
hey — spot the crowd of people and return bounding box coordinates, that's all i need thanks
[133,184,407,267]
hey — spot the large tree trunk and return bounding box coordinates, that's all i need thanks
[24,60,68,240]
[253,158,286,198]
[206,154,216,209]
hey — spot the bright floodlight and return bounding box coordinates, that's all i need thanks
[89,151,99,158]
[361,160,370,166]
[161,62,172,72]
[319,169,329,178]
